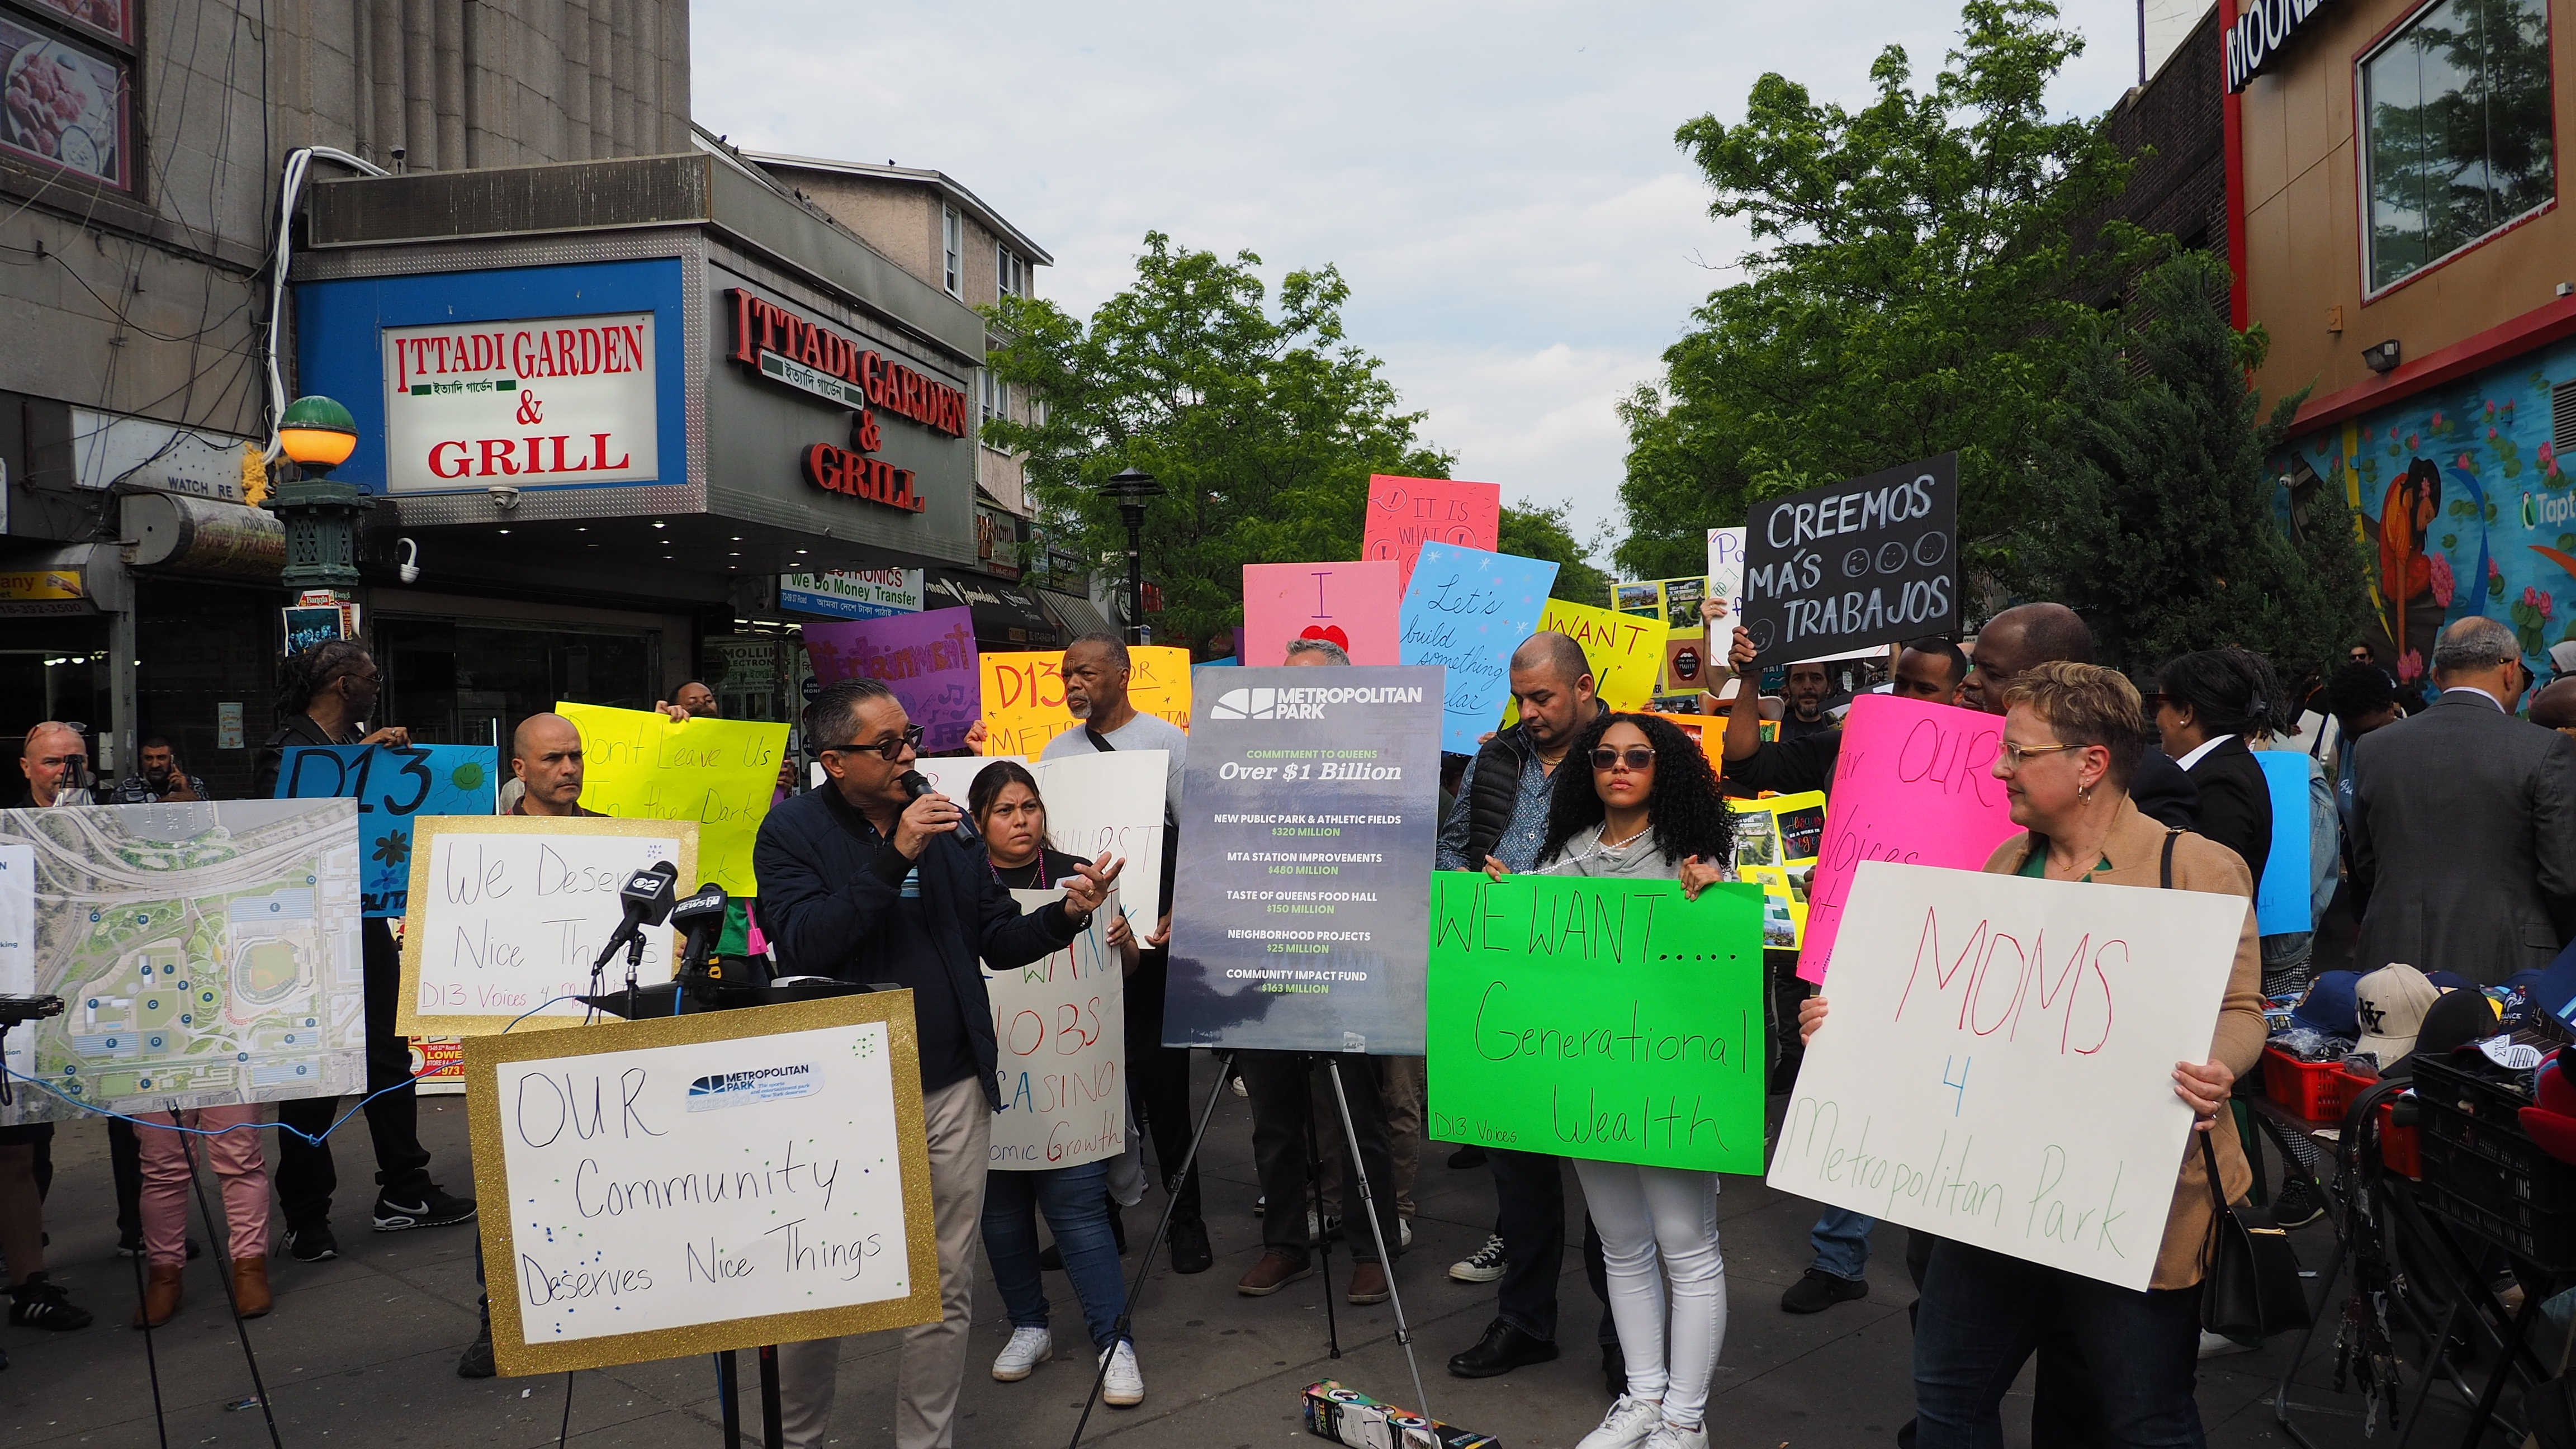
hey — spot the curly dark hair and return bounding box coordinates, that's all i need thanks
[274,638,373,717]
[1538,712,1734,868]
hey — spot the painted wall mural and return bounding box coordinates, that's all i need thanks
[2277,339,2573,706]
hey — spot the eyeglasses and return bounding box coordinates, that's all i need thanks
[1589,746,1656,771]
[818,724,924,761]
[1996,741,2084,770]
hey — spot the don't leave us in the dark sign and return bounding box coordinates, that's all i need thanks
[1739,452,1958,663]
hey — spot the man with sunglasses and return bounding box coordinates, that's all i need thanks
[757,677,1123,1449]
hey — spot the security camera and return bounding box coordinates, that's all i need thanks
[396,537,420,584]
[488,484,520,510]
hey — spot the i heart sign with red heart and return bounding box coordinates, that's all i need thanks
[1299,624,1351,651]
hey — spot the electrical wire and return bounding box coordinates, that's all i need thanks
[260,146,387,461]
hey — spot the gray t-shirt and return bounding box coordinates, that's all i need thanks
[1538,822,1730,883]
[1040,710,1186,826]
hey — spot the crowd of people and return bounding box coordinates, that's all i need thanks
[2,598,2572,1449]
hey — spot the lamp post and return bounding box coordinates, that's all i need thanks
[1098,466,1164,646]
[267,394,373,592]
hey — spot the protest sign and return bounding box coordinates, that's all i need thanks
[1362,474,1501,591]
[1707,527,1746,613]
[553,703,788,898]
[910,752,1172,932]
[1242,561,1403,667]
[1424,872,1766,1173]
[1767,860,2244,1290]
[1396,544,1558,755]
[1741,452,1958,663]
[1498,598,1665,717]
[275,744,498,915]
[396,816,697,1036]
[2252,751,2314,935]
[0,801,366,1123]
[1164,667,1443,1053]
[1797,694,2020,984]
[802,606,981,752]
[978,647,1193,758]
[1728,790,1826,949]
[1663,632,1713,696]
[464,993,939,1376]
[985,888,1126,1168]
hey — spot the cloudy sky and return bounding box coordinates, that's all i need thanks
[695,1,2195,568]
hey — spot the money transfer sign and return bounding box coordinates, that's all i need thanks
[1362,473,1501,592]
[1798,694,2020,984]
[274,744,498,916]
[1163,667,1444,1054]
[554,703,787,898]
[1741,452,1958,664]
[1768,861,2246,1291]
[396,816,697,1036]
[985,888,1127,1169]
[978,647,1193,758]
[1425,872,1767,1174]
[464,993,939,1376]
[802,606,981,753]
[1242,561,1403,667]
[1397,544,1558,755]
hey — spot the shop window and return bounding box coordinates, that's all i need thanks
[943,204,963,297]
[2362,0,2554,293]
[1,0,135,191]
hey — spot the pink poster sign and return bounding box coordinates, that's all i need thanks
[1794,694,2023,983]
[1240,561,1403,666]
[1362,475,1501,592]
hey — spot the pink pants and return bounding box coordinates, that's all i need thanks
[138,1107,270,1266]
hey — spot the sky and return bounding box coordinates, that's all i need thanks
[694,1,2199,572]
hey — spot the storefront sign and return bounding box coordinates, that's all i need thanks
[380,311,659,493]
[70,411,254,500]
[801,411,922,513]
[779,567,924,620]
[725,289,968,439]
[1741,452,1958,664]
[2225,0,2337,93]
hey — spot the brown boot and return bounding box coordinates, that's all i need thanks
[132,1263,183,1328]
[1346,1261,1390,1306]
[230,1258,272,1319]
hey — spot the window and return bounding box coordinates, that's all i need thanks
[996,245,1026,300]
[0,0,135,191]
[2361,0,2553,292]
[941,204,963,297]
[981,367,1009,431]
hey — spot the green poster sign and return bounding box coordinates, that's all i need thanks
[1425,870,1767,1174]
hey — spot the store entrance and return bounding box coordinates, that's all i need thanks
[377,616,661,748]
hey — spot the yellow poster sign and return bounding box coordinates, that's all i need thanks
[978,647,1192,758]
[553,702,788,897]
[1727,789,1827,949]
[1503,598,1668,722]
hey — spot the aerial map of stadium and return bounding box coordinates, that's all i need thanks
[0,799,363,1124]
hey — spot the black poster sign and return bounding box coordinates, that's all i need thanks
[1739,452,1958,662]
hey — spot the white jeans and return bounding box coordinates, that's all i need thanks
[1573,1161,1727,1427]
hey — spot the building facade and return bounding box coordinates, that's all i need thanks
[2230,0,2575,697]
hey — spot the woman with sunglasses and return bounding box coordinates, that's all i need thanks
[1800,662,2265,1448]
[967,761,1149,1406]
[1486,713,1733,1449]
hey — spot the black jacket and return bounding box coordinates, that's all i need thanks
[1460,699,1608,863]
[754,784,1083,1109]
[252,714,347,799]
[2177,736,2273,886]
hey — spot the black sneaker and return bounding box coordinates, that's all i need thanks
[457,1323,496,1379]
[287,1223,340,1262]
[373,1185,476,1232]
[1447,1145,1488,1169]
[1780,1268,1868,1314]
[1168,1217,1213,1275]
[2274,1176,2326,1229]
[6,1273,92,1330]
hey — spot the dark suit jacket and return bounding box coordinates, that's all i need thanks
[2352,690,2576,984]
[2179,736,2274,888]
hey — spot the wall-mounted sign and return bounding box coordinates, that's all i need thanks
[2225,0,2337,93]
[779,567,925,620]
[725,289,968,439]
[69,411,255,501]
[802,414,922,512]
[378,312,659,492]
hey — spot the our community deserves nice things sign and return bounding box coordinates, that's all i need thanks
[1425,872,1767,1174]
[1767,861,2244,1291]
[463,994,939,1376]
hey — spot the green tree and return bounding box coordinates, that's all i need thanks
[2017,249,2373,682]
[1616,0,2140,583]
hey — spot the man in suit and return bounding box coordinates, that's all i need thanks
[2352,615,2576,985]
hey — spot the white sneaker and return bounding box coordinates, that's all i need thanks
[1641,1420,1707,1449]
[992,1325,1053,1381]
[1400,1218,1413,1249]
[1576,1395,1664,1449]
[1449,1233,1507,1284]
[1100,1341,1144,1407]
[2197,1329,2258,1359]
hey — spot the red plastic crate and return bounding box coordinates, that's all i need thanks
[2263,1045,2359,1123]
[2377,1097,2421,1177]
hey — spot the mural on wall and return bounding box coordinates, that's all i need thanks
[2278,343,2572,707]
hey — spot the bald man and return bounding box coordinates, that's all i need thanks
[508,713,600,818]
[1963,602,2198,830]
[17,723,93,807]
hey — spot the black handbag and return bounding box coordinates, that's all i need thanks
[2156,828,2309,1338]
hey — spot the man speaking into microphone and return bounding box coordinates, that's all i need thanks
[756,678,1123,1449]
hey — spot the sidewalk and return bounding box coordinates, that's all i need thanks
[0,1059,2460,1447]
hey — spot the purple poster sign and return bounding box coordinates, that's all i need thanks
[803,605,981,751]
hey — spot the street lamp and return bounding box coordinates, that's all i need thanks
[268,394,374,591]
[1098,466,1164,646]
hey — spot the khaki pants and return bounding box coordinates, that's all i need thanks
[1315,1055,1424,1221]
[775,1074,992,1449]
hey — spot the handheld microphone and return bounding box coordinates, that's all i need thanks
[901,770,978,845]
[592,860,680,974]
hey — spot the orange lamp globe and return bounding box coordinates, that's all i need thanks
[278,395,359,476]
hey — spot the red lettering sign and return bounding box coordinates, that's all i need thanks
[723,288,967,439]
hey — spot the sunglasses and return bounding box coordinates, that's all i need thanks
[818,723,924,761]
[1589,746,1656,771]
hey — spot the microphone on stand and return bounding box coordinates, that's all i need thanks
[591,860,679,976]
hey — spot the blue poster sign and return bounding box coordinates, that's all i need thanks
[2252,750,2314,936]
[1396,543,1559,754]
[274,745,499,915]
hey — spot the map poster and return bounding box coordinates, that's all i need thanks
[0,800,365,1125]
[1162,667,1444,1054]
[274,743,499,916]
[984,888,1126,1169]
[464,993,940,1377]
